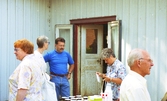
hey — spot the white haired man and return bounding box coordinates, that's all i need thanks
[120,49,154,101]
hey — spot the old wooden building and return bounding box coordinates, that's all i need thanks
[0,0,167,101]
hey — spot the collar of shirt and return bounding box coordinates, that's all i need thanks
[129,70,147,87]
[22,54,34,61]
[108,59,118,68]
[106,59,119,76]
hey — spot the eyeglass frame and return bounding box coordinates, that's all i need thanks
[139,58,153,63]
[14,48,20,51]
[46,42,50,44]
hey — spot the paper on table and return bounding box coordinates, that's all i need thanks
[96,73,101,83]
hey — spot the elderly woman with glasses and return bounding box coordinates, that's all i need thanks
[9,39,44,101]
[34,35,50,73]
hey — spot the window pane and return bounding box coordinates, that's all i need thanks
[59,29,70,52]
[86,29,97,54]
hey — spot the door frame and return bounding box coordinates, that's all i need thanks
[70,16,116,95]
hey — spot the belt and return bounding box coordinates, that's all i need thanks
[50,72,67,77]
[113,99,119,101]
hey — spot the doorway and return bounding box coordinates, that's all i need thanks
[70,16,120,95]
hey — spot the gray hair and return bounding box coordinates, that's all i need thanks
[36,35,49,48]
[127,49,144,67]
[101,48,115,59]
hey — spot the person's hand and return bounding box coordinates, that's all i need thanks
[96,72,105,78]
[103,76,112,83]
[67,73,71,79]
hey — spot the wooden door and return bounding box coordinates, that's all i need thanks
[80,25,103,96]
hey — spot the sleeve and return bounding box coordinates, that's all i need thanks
[117,65,127,80]
[18,64,32,89]
[43,52,50,62]
[67,52,74,65]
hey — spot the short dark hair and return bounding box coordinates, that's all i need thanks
[55,37,65,44]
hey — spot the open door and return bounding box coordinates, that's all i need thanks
[107,20,121,60]
[80,25,103,96]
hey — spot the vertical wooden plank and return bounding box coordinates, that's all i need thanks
[128,0,139,48]
[121,0,130,70]
[0,0,8,100]
[65,0,73,21]
[71,0,81,19]
[8,0,16,48]
[109,0,116,15]
[145,0,157,100]
[24,0,32,40]
[80,0,87,18]
[155,0,167,100]
[37,0,46,42]
[138,0,146,48]
[29,0,37,41]
[108,0,112,15]
[45,0,53,50]
[0,0,2,99]
[8,1,16,99]
[115,0,123,20]
[86,0,94,17]
[101,0,109,16]
[94,0,102,16]
[15,0,24,38]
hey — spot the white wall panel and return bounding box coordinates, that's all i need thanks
[0,0,52,100]
[0,0,8,100]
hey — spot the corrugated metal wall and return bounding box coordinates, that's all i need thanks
[51,0,167,101]
[0,0,167,101]
[0,0,53,100]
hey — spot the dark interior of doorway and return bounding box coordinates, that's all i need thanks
[102,24,108,92]
[102,24,108,74]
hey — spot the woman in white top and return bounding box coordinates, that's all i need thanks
[34,35,50,73]
[9,39,44,101]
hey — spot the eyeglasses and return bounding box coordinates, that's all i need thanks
[14,48,20,52]
[139,58,153,63]
[47,42,50,44]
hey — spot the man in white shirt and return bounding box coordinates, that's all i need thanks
[120,49,154,101]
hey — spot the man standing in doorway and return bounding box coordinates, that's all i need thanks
[44,37,74,101]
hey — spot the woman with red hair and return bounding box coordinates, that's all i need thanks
[9,39,44,101]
